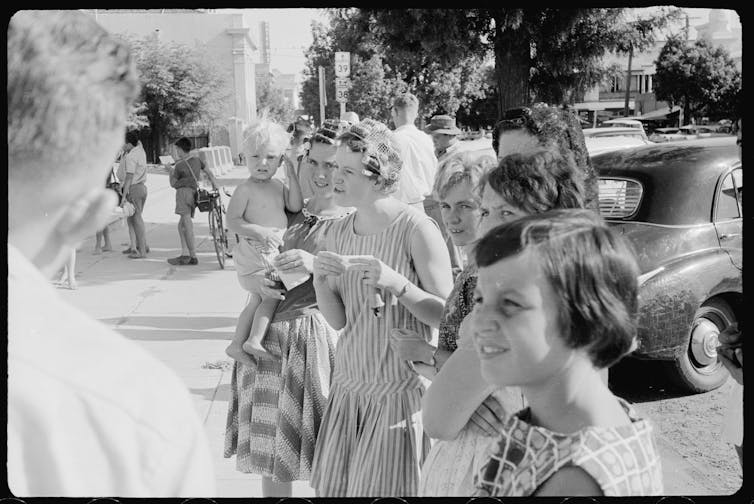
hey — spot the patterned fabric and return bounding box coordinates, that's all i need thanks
[437,262,478,354]
[420,387,512,496]
[224,211,343,482]
[310,207,437,497]
[233,229,286,279]
[474,398,664,497]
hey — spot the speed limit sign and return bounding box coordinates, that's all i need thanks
[335,52,350,78]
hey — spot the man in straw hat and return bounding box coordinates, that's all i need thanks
[425,114,462,164]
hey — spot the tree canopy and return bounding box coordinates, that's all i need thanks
[256,73,296,125]
[119,33,229,160]
[300,8,680,126]
[654,36,742,123]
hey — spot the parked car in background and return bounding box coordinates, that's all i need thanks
[602,118,646,131]
[583,126,652,155]
[594,137,742,393]
[649,127,683,143]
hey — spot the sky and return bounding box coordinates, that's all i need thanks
[218,8,329,78]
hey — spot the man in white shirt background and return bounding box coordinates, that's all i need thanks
[7,10,215,497]
[390,93,438,213]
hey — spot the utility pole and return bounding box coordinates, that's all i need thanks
[318,66,326,127]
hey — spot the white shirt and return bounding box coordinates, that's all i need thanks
[118,142,148,185]
[392,124,438,204]
[7,245,215,497]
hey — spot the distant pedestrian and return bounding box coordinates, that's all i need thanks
[118,130,149,258]
[8,10,215,496]
[225,119,304,363]
[167,137,219,266]
[390,92,437,212]
[55,248,78,290]
[94,167,119,255]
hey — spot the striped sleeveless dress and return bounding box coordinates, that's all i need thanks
[310,206,435,497]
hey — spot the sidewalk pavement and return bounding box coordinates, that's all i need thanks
[56,164,713,497]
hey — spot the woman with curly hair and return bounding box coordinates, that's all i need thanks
[492,103,599,211]
[310,118,454,496]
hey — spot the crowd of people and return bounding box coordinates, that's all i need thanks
[8,10,742,499]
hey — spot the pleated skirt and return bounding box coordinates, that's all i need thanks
[310,380,431,497]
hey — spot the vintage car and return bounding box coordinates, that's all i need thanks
[583,127,652,156]
[593,137,742,393]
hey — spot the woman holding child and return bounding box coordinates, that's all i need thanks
[310,119,454,496]
[224,119,351,496]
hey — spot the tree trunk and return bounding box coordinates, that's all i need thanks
[494,13,531,119]
[150,115,161,163]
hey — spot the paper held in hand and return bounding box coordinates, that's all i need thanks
[159,155,175,165]
[276,268,310,292]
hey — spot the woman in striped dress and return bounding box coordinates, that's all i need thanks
[310,119,454,497]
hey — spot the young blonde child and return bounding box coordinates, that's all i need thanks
[225,119,304,364]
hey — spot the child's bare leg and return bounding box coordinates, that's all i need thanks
[102,225,112,251]
[64,249,77,290]
[94,231,103,254]
[225,292,262,368]
[242,297,280,359]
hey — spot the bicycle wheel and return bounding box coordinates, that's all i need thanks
[208,202,225,269]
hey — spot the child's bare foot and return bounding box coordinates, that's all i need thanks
[243,339,275,360]
[66,278,78,290]
[102,245,112,252]
[93,247,103,255]
[225,341,257,368]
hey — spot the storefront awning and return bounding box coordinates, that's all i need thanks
[573,100,635,111]
[637,106,681,120]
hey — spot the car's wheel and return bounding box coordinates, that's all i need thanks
[665,298,734,393]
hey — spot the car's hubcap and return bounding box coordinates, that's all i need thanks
[690,318,720,367]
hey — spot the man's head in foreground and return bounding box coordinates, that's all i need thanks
[8,10,140,275]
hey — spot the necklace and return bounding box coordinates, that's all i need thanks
[302,200,353,226]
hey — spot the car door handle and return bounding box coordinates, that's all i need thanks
[720,233,741,240]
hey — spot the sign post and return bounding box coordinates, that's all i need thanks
[335,52,350,117]
[318,66,327,127]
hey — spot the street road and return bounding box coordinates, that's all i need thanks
[55,164,741,497]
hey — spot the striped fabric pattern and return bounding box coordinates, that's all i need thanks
[310,207,437,497]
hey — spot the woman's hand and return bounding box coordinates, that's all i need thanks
[257,227,285,249]
[466,395,507,437]
[243,275,286,301]
[348,255,404,293]
[313,251,347,284]
[718,323,743,385]
[390,328,435,364]
[274,249,314,275]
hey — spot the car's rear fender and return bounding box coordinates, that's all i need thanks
[608,222,742,360]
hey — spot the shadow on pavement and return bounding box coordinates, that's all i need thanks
[75,222,236,286]
[191,383,231,402]
[99,315,238,330]
[609,357,696,402]
[114,327,232,341]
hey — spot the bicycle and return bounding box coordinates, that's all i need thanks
[205,188,233,269]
